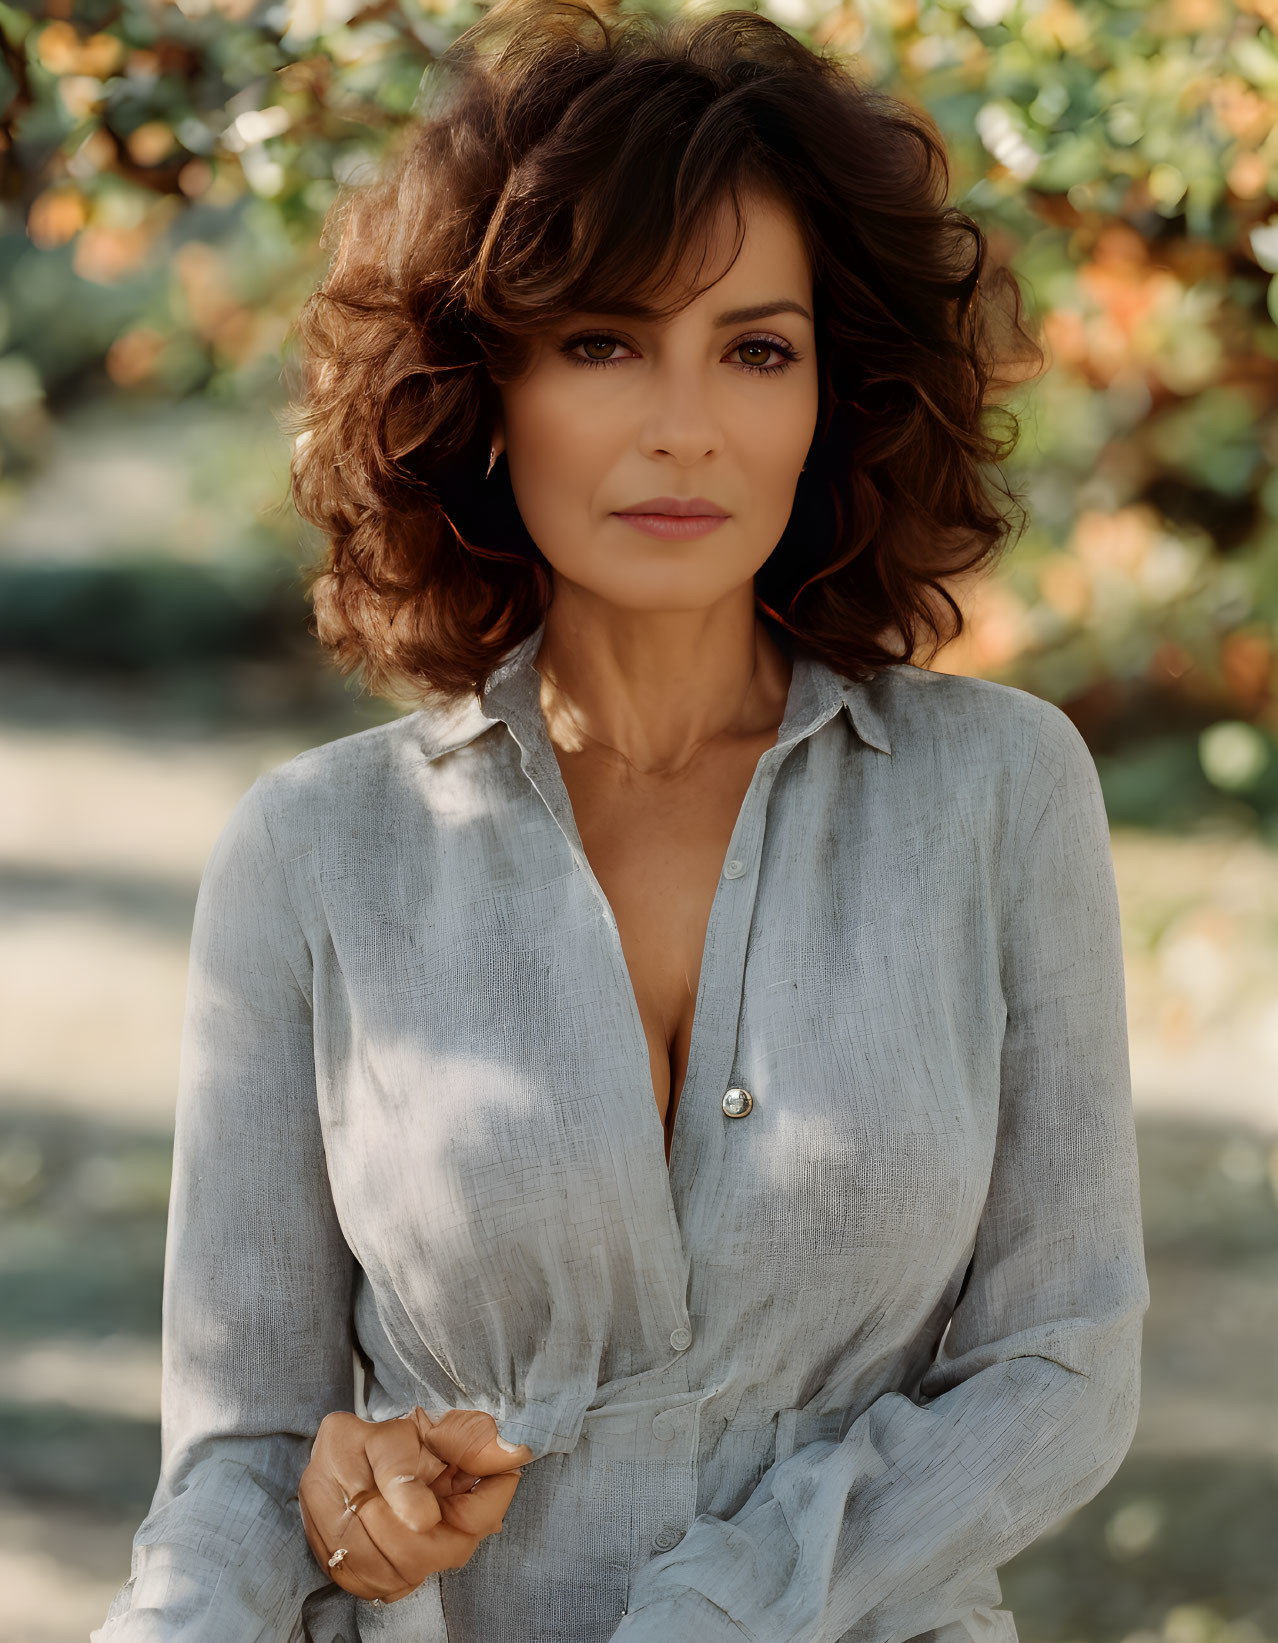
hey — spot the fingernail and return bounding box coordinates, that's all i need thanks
[393,1474,416,1484]
[495,1435,522,1453]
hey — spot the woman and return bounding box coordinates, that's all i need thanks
[94,2,1149,1640]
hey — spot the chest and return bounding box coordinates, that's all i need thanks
[309,729,1011,1390]
[552,736,777,1152]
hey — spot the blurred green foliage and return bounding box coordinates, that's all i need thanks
[1,0,1278,837]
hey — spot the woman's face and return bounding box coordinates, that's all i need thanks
[491,188,819,614]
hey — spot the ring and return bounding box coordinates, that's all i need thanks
[342,1487,377,1516]
[328,1547,349,1568]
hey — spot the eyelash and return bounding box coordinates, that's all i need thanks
[559,331,801,376]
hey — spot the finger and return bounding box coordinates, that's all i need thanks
[449,1470,481,1494]
[331,1467,500,1586]
[434,1467,524,1538]
[423,1408,536,1476]
[313,1407,447,1510]
[307,1411,446,1597]
[407,1407,475,1498]
[364,1413,448,1532]
[326,1468,437,1591]
[318,1471,484,1595]
[299,1470,416,1603]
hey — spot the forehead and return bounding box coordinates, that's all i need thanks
[579,190,814,326]
[699,191,812,291]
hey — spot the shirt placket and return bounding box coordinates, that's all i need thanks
[662,738,785,1207]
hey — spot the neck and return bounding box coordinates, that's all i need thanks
[534,586,792,778]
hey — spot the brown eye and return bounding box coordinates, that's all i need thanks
[580,337,617,361]
[738,341,773,367]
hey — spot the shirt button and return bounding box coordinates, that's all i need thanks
[669,1326,692,1351]
[651,1411,676,1440]
[722,858,746,879]
[722,1086,753,1118]
[652,1526,682,1551]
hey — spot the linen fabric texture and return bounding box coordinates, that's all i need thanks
[92,620,1149,1643]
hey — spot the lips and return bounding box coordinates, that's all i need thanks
[614,496,729,517]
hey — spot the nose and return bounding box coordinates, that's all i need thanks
[637,367,725,465]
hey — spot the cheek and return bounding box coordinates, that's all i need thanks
[735,386,818,517]
[752,375,819,462]
[504,383,613,522]
[511,378,611,465]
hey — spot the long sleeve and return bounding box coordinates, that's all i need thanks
[92,776,358,1643]
[610,704,1151,1643]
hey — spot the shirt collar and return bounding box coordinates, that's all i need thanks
[414,617,893,763]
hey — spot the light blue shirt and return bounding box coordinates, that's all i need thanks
[93,619,1149,1643]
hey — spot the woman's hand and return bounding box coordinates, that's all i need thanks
[299,1405,536,1603]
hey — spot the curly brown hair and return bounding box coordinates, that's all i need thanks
[283,0,1044,707]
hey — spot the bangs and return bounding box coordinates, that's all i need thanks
[467,59,801,358]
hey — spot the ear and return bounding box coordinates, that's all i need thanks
[490,419,505,460]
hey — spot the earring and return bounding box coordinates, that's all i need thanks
[486,446,499,479]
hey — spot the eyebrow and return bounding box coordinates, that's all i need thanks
[570,299,813,328]
[712,301,812,326]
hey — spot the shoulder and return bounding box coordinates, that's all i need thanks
[873,662,1093,785]
[864,664,1101,848]
[866,666,1111,911]
[235,700,480,854]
